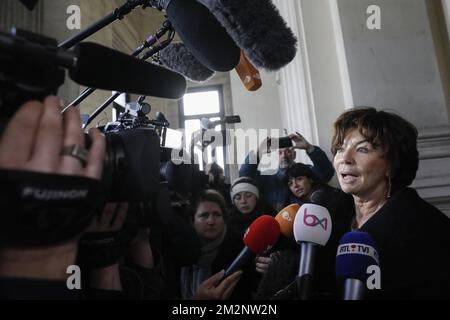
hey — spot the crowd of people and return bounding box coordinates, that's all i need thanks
[0,96,449,300]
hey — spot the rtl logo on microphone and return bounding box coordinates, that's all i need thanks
[303,208,328,231]
[337,243,381,290]
[337,243,379,264]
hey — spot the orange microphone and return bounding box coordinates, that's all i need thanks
[275,204,301,238]
[234,51,262,91]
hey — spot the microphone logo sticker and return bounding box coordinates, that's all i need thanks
[337,243,379,264]
[281,211,293,222]
[303,208,328,230]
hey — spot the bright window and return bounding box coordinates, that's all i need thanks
[179,86,226,174]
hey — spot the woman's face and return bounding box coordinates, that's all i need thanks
[333,129,390,199]
[233,192,258,214]
[194,201,225,241]
[287,176,313,200]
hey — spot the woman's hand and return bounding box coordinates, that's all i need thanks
[255,255,272,274]
[194,270,243,300]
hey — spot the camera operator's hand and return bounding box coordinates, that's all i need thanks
[85,202,128,233]
[87,203,128,291]
[0,96,105,178]
[194,270,243,300]
[289,132,314,153]
[0,96,105,282]
[129,227,154,269]
[255,255,272,274]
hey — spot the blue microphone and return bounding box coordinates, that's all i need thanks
[336,231,380,300]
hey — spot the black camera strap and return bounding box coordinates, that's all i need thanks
[78,230,129,269]
[0,169,105,247]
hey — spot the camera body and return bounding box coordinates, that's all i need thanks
[0,28,65,117]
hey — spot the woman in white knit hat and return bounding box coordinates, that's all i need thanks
[228,177,275,237]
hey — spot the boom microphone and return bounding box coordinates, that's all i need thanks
[19,0,40,10]
[224,215,280,277]
[200,115,241,130]
[156,0,240,72]
[293,203,332,299]
[197,0,297,70]
[71,42,187,99]
[0,30,187,99]
[336,231,380,300]
[158,43,215,82]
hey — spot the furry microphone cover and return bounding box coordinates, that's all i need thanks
[197,0,298,71]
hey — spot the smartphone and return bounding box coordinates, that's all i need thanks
[269,136,293,150]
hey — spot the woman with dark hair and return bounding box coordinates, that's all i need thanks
[283,163,320,205]
[257,107,450,299]
[282,162,343,208]
[330,107,450,299]
[179,189,254,300]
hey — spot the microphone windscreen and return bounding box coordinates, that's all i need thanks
[336,231,379,283]
[243,215,280,254]
[310,189,332,207]
[19,0,40,10]
[159,43,215,83]
[166,0,240,72]
[197,0,297,71]
[275,204,300,238]
[70,42,187,99]
[293,203,332,246]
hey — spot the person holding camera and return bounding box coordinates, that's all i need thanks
[0,96,105,299]
[239,132,334,212]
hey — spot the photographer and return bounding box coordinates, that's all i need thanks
[0,96,105,299]
[239,132,334,211]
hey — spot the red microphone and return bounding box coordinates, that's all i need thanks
[224,215,280,277]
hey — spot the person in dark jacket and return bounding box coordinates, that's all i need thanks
[331,107,450,299]
[257,107,450,300]
[239,132,335,211]
[179,190,254,300]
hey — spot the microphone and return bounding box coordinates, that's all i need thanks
[200,115,241,130]
[71,42,187,99]
[234,51,262,91]
[275,203,300,238]
[293,203,332,299]
[310,189,333,207]
[156,0,240,72]
[336,231,380,300]
[197,0,297,71]
[158,43,215,82]
[224,215,280,277]
[19,0,40,10]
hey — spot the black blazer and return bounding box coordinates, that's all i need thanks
[257,188,450,299]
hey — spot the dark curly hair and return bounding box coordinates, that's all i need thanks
[331,107,419,193]
[282,163,323,188]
